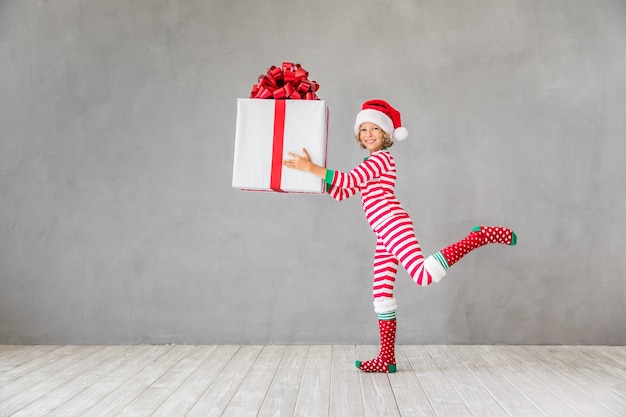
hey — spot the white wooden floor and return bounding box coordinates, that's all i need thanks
[1,345,626,417]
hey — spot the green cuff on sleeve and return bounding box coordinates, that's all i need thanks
[324,169,335,185]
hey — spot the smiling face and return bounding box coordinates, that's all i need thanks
[358,122,386,153]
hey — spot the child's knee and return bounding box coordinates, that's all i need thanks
[373,297,397,313]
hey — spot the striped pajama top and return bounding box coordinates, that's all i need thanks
[325,150,408,231]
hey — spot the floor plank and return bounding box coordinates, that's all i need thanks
[0,345,60,373]
[592,345,626,365]
[0,345,87,398]
[116,345,213,416]
[392,346,437,417]
[46,345,169,417]
[426,345,510,417]
[404,345,474,417]
[504,346,625,417]
[293,345,332,417]
[80,345,188,417]
[10,345,137,417]
[221,345,286,417]
[566,346,626,397]
[257,345,309,417]
[184,345,262,417]
[1,344,625,417]
[473,345,584,417]
[329,345,364,417]
[150,345,238,417]
[448,345,547,417]
[0,345,104,413]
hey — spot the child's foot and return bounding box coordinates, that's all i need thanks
[471,226,517,246]
[355,357,397,373]
[358,317,397,373]
[438,226,516,268]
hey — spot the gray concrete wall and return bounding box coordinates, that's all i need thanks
[1,0,625,345]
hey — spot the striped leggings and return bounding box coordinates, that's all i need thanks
[372,214,514,311]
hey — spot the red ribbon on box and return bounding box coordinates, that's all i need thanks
[248,62,321,192]
[271,100,286,192]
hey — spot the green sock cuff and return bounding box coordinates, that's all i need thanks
[472,225,482,232]
[433,251,450,270]
[378,311,397,321]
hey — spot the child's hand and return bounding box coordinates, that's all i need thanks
[283,148,313,172]
[283,148,327,180]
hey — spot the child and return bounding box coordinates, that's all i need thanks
[283,99,516,373]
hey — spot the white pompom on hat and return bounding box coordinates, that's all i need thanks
[353,99,408,141]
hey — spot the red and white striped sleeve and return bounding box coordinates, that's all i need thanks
[324,151,393,201]
[325,171,359,201]
[333,152,392,187]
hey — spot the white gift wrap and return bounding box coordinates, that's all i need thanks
[232,98,328,193]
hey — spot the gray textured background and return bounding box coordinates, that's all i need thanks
[1,0,625,345]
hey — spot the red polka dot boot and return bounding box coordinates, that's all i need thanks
[356,318,397,373]
[434,226,517,269]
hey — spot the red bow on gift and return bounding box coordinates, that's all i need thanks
[250,62,320,100]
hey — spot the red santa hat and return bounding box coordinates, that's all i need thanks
[353,99,408,141]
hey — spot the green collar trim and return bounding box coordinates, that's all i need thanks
[364,147,387,161]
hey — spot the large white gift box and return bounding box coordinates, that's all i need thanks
[232,98,328,193]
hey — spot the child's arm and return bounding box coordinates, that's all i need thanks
[283,148,359,201]
[326,176,359,201]
[331,151,391,189]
